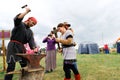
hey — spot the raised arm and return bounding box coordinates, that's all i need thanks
[18,8,31,19]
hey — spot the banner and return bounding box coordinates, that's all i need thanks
[0,30,11,39]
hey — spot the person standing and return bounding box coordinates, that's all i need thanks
[103,44,109,54]
[116,37,120,53]
[55,23,81,80]
[42,33,56,73]
[4,7,38,80]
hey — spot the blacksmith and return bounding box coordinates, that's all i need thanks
[4,7,38,80]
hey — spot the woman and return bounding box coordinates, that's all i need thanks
[55,23,81,80]
[42,33,56,73]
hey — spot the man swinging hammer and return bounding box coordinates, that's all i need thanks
[4,6,38,80]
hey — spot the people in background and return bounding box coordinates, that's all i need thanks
[103,44,109,54]
[116,37,120,53]
[55,23,81,80]
[42,33,56,73]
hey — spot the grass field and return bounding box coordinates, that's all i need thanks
[0,53,120,80]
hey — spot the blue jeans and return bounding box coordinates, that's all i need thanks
[63,61,79,79]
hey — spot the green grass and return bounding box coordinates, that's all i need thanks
[0,53,120,80]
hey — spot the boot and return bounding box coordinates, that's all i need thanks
[64,78,71,80]
[75,74,81,80]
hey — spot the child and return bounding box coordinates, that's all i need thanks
[55,23,81,80]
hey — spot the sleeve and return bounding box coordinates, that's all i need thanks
[14,13,23,26]
[27,30,36,49]
[53,38,57,43]
[66,30,73,39]
[66,35,73,39]
[42,37,48,43]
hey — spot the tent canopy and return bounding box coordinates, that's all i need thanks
[78,41,100,54]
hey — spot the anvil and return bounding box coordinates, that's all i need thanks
[16,54,46,69]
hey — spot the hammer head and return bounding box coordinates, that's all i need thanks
[21,4,28,8]
[53,27,56,30]
[53,27,59,32]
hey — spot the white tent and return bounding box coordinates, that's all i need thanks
[78,41,100,54]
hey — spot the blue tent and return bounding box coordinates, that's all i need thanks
[78,41,100,54]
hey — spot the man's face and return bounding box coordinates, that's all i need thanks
[28,19,36,27]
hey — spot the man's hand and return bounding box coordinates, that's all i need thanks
[18,7,31,19]
[25,8,31,13]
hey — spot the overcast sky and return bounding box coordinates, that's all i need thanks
[1,0,120,48]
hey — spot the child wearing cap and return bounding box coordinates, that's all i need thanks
[56,23,81,80]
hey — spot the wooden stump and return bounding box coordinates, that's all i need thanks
[19,67,45,80]
[16,54,46,80]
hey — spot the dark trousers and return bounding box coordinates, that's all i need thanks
[104,49,109,54]
[117,42,120,53]
[4,60,27,80]
[63,62,79,79]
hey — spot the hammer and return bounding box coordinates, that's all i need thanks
[21,4,28,8]
[52,27,60,49]
[21,4,31,12]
